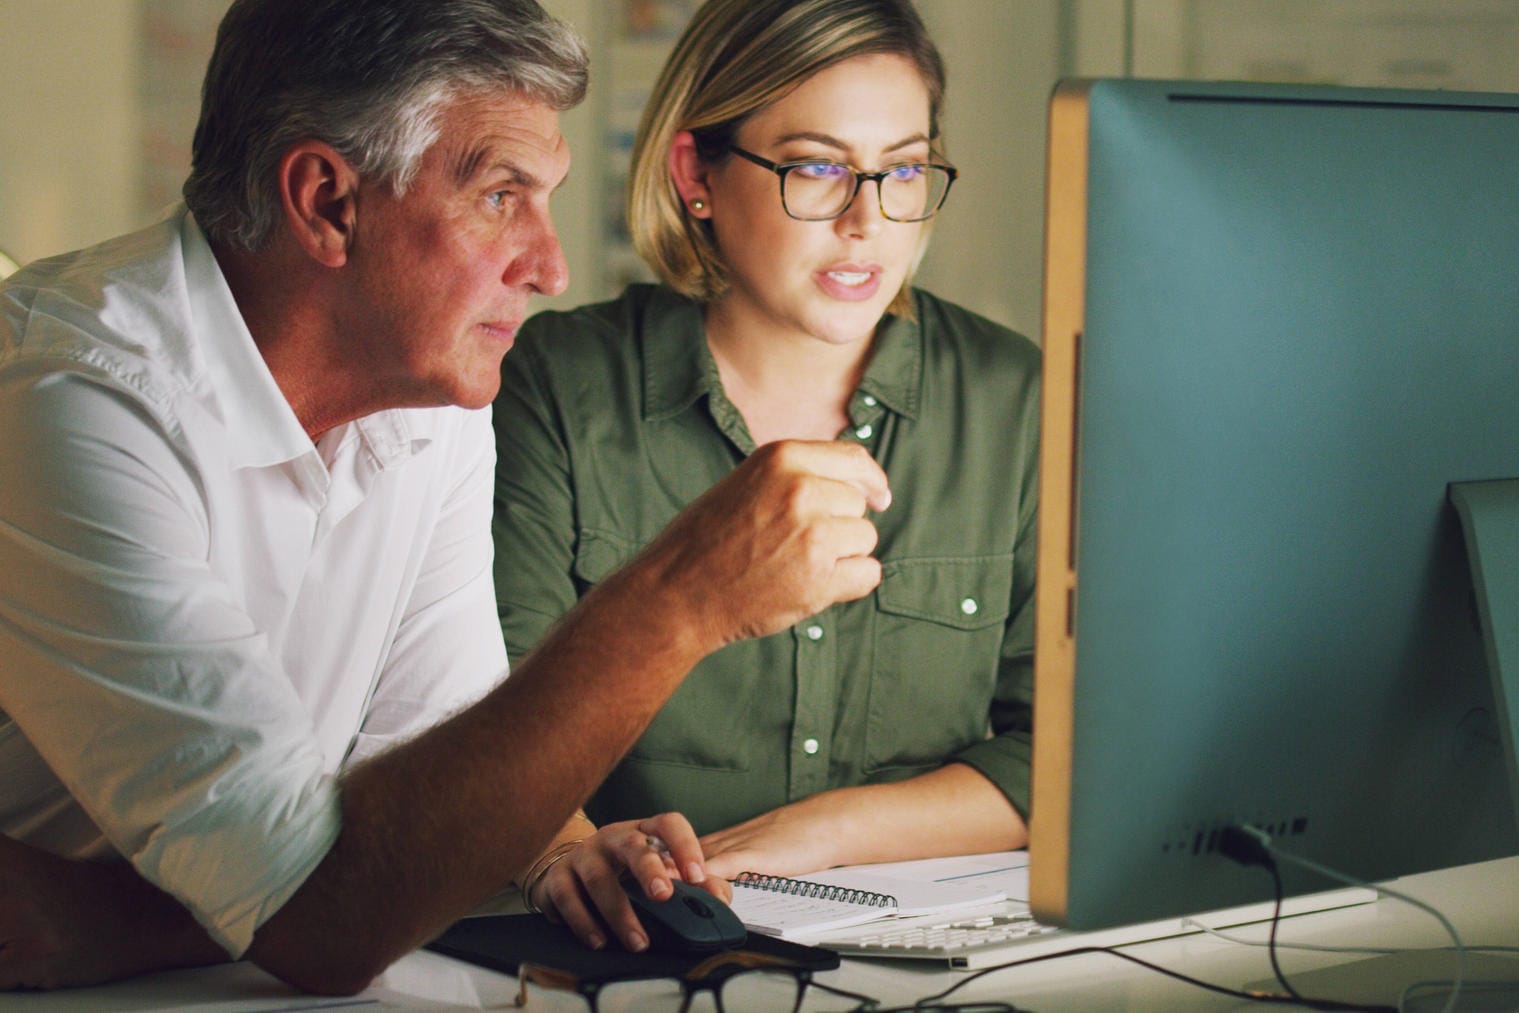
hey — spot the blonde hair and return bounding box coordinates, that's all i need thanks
[627,0,946,319]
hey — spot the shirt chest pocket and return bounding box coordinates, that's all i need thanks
[865,554,1015,774]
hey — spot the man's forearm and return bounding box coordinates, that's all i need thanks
[250,440,890,994]
[0,585,669,998]
[247,557,712,992]
[2,441,887,996]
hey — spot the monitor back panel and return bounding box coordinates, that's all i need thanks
[1033,78,1519,928]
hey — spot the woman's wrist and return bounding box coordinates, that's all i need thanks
[516,810,597,912]
[519,839,583,914]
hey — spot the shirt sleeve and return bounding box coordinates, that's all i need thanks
[0,368,339,957]
[491,330,582,664]
[348,405,508,767]
[949,497,1037,822]
[946,349,1041,822]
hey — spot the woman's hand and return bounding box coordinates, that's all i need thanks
[698,796,842,882]
[526,812,731,953]
[701,767,1029,883]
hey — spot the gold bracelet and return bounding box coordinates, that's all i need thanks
[520,839,579,897]
[520,839,584,915]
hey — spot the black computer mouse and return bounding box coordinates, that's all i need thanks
[622,874,748,953]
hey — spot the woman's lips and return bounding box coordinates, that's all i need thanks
[815,265,882,302]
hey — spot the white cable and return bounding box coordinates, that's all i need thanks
[1179,916,1401,955]
[1400,978,1519,1011]
[1182,917,1519,964]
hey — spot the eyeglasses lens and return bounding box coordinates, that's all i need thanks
[782,163,952,221]
[518,968,805,1012]
[716,968,807,1011]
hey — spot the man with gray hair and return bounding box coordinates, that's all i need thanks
[0,0,889,995]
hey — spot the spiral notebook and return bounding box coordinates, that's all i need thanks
[730,873,898,938]
[729,861,1008,940]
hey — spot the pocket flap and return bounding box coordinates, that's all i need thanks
[877,554,1014,630]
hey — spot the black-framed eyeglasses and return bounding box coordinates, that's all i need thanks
[728,144,957,223]
[513,950,824,1012]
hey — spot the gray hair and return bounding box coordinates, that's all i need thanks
[184,0,588,251]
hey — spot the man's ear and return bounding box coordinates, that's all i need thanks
[668,131,713,219]
[279,141,359,268]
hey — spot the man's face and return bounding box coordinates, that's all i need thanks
[344,90,571,410]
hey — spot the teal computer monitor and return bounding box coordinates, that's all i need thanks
[1031,78,1519,930]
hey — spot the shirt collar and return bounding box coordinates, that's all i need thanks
[641,287,714,420]
[857,303,923,421]
[640,285,924,422]
[179,210,432,472]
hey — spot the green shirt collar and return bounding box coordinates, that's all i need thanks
[861,309,923,420]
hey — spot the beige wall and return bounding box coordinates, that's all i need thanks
[0,1,140,266]
[915,0,1060,338]
[5,2,1518,338]
[0,0,1064,336]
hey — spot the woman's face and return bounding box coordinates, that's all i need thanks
[701,52,934,349]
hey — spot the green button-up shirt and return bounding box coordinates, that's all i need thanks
[492,284,1039,834]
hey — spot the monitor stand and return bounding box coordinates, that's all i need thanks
[1449,478,1519,839]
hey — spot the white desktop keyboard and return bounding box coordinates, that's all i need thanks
[813,886,1379,970]
[815,904,1145,970]
[831,908,1064,967]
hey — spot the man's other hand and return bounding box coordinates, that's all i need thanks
[0,835,226,990]
[633,440,890,650]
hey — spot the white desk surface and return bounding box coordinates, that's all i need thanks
[8,855,1518,1011]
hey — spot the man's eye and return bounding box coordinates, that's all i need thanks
[486,190,513,209]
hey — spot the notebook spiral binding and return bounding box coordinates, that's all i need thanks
[735,872,897,909]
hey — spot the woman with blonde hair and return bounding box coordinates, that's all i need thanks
[500,0,1039,952]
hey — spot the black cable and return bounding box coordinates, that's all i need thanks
[831,822,1412,1012]
[1251,830,1471,1012]
[807,976,889,1009]
[1219,824,1311,1003]
[1260,842,1306,1004]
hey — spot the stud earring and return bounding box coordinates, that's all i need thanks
[691,199,706,211]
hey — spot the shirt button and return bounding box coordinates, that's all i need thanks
[862,394,878,407]
[960,597,979,616]
[805,624,824,641]
[855,424,873,440]
[803,738,820,755]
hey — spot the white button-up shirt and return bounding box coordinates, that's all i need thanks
[0,209,507,956]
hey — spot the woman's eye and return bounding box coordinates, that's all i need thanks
[792,161,849,181]
[887,163,927,183]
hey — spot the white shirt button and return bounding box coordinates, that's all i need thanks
[862,394,878,407]
[803,738,820,755]
[805,624,824,641]
[960,597,979,616]
[855,424,873,440]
